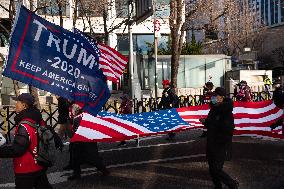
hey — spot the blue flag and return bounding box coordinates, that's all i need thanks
[3,5,110,116]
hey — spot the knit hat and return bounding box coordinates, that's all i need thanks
[162,80,170,85]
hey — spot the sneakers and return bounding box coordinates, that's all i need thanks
[67,174,81,180]
[117,141,127,147]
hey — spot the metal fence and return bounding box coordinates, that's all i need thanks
[0,91,272,142]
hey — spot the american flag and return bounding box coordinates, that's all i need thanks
[97,43,128,83]
[70,100,284,142]
[74,29,128,83]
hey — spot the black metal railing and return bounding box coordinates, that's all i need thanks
[0,91,273,142]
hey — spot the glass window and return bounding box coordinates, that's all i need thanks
[37,0,68,16]
[117,34,169,55]
[117,34,130,55]
[116,0,128,18]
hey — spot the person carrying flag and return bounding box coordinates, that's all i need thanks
[158,80,179,141]
[0,93,54,189]
[67,103,109,180]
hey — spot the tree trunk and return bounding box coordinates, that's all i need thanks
[73,0,78,27]
[103,8,109,45]
[29,85,41,109]
[56,0,63,27]
[169,0,184,89]
[13,81,20,97]
[27,1,41,109]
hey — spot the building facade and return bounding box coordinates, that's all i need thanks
[250,0,284,27]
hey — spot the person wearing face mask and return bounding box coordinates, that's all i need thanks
[199,87,239,189]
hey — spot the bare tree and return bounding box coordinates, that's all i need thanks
[169,0,265,88]
[213,0,266,56]
[75,0,129,45]
[169,0,210,88]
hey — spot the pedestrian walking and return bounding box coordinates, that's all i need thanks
[0,93,53,189]
[199,87,239,189]
[68,104,109,180]
[158,79,179,141]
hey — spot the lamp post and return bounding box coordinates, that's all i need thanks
[153,0,158,101]
[128,0,134,99]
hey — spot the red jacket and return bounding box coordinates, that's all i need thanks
[13,119,43,174]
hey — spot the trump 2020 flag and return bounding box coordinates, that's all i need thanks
[3,5,110,116]
[71,100,283,142]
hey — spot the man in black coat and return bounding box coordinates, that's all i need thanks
[200,87,238,189]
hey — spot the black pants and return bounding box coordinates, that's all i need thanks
[15,172,52,189]
[208,159,237,189]
[71,142,106,176]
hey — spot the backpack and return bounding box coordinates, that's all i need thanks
[20,120,58,167]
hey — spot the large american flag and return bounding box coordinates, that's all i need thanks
[70,100,283,142]
[74,29,128,83]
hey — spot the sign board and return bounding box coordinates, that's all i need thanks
[135,0,153,24]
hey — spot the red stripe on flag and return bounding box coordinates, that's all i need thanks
[101,117,145,135]
[233,107,281,119]
[80,120,127,138]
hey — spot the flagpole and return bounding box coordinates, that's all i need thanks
[153,0,158,106]
[128,0,134,99]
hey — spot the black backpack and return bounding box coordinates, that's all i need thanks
[20,120,62,167]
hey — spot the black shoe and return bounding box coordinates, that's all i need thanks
[63,164,72,171]
[118,141,127,147]
[67,174,81,180]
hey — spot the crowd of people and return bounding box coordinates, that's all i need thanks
[0,77,282,189]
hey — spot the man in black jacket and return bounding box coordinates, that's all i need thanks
[158,80,179,140]
[200,87,238,189]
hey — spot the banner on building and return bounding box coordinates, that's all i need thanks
[3,5,110,115]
